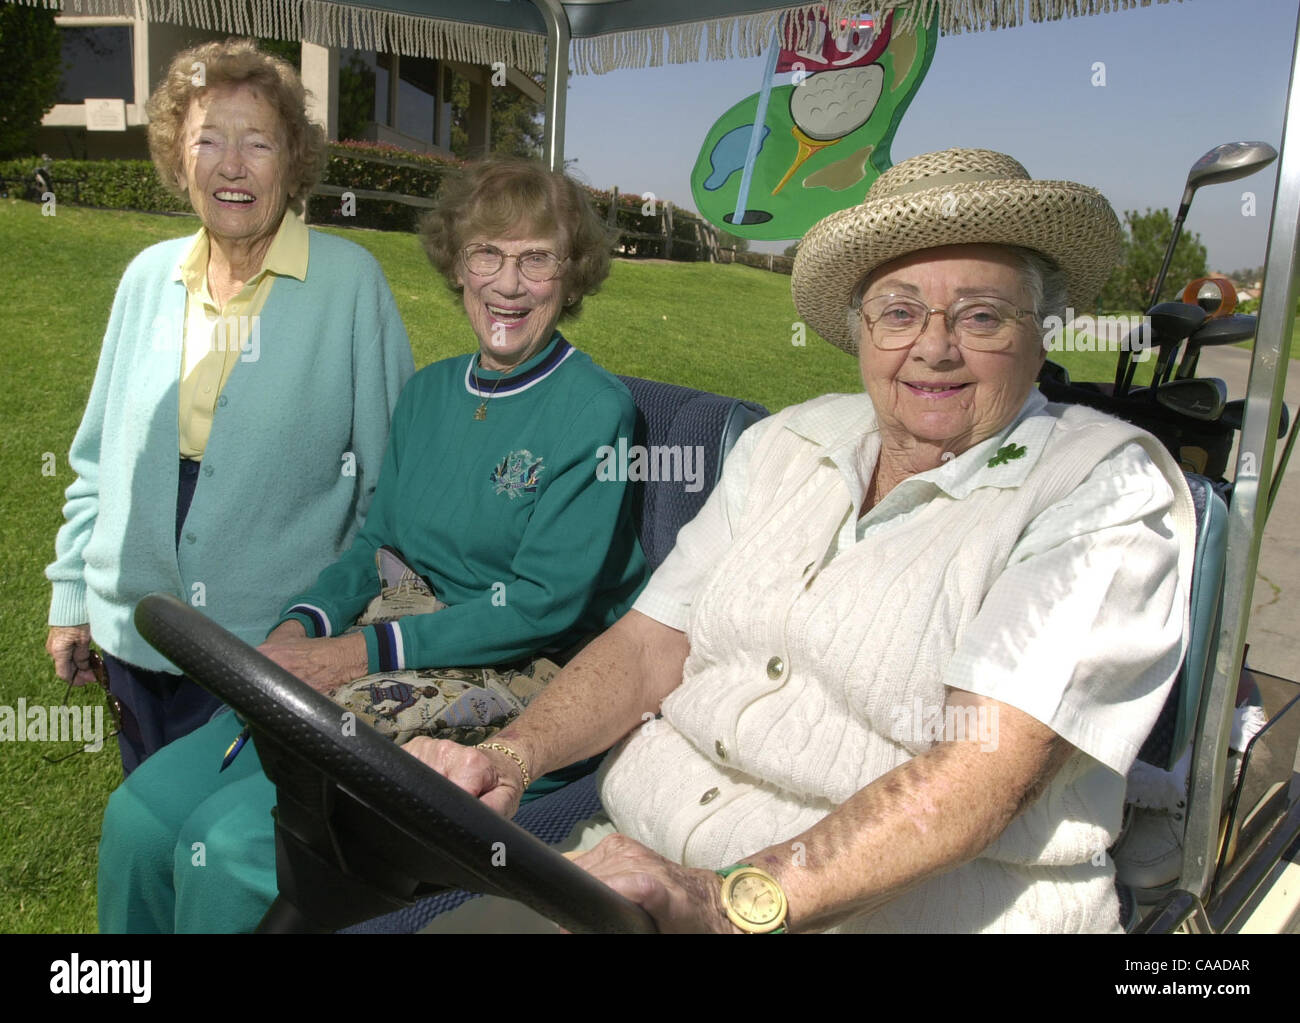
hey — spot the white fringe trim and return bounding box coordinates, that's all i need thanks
[12,0,1184,72]
[14,0,545,69]
[300,0,543,70]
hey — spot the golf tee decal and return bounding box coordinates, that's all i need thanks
[691,6,937,241]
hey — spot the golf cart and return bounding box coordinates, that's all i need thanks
[117,0,1299,935]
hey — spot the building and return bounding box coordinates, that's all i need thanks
[38,12,540,159]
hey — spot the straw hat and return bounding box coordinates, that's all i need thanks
[791,148,1123,353]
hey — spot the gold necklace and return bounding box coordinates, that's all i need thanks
[472,357,517,420]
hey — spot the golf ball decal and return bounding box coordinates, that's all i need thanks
[789,64,884,141]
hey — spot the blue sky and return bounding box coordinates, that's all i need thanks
[562,0,1297,271]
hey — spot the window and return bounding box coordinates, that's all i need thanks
[397,54,439,143]
[58,25,133,103]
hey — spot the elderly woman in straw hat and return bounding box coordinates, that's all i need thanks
[44,38,413,774]
[408,148,1197,933]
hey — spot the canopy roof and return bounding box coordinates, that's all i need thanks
[23,0,1184,74]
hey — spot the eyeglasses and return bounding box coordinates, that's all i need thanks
[460,244,566,282]
[858,294,1036,351]
[42,649,123,765]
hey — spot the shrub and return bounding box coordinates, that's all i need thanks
[0,157,190,211]
[0,143,727,264]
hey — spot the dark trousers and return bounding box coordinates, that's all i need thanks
[104,458,224,776]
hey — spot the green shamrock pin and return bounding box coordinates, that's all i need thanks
[987,443,1027,468]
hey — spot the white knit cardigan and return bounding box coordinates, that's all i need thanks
[600,394,1197,933]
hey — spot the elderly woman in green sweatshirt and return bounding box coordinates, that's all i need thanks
[97,155,648,933]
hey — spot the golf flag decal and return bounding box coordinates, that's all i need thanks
[692,7,937,241]
[776,9,888,72]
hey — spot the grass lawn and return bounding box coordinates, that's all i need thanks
[0,199,871,933]
[2,198,1290,932]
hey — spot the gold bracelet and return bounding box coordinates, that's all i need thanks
[476,742,531,790]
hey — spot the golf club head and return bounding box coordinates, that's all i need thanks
[1156,377,1227,421]
[1175,313,1257,378]
[1149,302,1210,341]
[1185,141,1279,195]
[1221,399,1290,438]
[1147,302,1209,388]
[1188,313,1258,346]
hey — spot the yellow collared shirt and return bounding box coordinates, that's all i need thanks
[173,209,309,458]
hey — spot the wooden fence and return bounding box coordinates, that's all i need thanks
[309,178,791,274]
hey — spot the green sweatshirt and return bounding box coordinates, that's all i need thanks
[280,333,647,672]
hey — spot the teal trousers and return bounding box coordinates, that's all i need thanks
[97,705,592,932]
[97,711,277,933]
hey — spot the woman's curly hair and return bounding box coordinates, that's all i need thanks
[419,156,613,317]
[146,38,327,216]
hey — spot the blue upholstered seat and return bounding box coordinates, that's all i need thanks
[341,377,768,933]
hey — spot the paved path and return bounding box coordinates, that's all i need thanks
[1195,346,1299,680]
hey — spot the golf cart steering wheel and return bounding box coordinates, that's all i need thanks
[133,593,657,934]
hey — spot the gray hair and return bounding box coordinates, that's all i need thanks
[1006,246,1068,339]
[847,244,1068,346]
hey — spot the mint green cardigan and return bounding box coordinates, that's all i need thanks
[46,229,414,672]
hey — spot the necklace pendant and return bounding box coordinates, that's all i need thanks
[474,402,487,421]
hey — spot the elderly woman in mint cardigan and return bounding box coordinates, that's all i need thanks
[43,39,413,774]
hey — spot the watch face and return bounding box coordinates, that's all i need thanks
[732,876,783,925]
[722,868,788,932]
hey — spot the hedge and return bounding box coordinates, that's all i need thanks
[0,157,190,211]
[0,140,722,260]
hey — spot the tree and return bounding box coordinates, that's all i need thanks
[450,72,543,159]
[783,242,799,258]
[1099,208,1208,312]
[337,53,375,142]
[0,5,63,158]
[254,37,300,69]
[716,230,750,252]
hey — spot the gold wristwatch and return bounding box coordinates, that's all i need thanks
[717,864,788,934]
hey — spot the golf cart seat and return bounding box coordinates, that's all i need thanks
[1134,472,1229,772]
[613,375,771,566]
[339,376,769,932]
[1110,471,1230,907]
[1039,371,1237,909]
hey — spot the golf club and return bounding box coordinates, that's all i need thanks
[1130,302,1206,396]
[1221,398,1289,437]
[1155,377,1228,421]
[1113,141,1277,393]
[1174,313,1257,380]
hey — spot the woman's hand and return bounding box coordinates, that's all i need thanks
[46,625,97,686]
[402,737,528,817]
[264,619,307,644]
[256,631,368,694]
[570,834,739,934]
